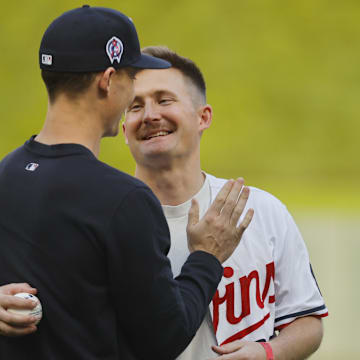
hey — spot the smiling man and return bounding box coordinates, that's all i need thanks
[122,46,328,360]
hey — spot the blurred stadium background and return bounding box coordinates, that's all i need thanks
[1,1,359,358]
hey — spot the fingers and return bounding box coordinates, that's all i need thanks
[236,208,254,239]
[0,294,38,311]
[212,341,244,355]
[1,283,37,296]
[207,180,234,215]
[0,320,37,337]
[0,290,39,330]
[187,198,200,229]
[211,345,225,355]
[0,306,38,327]
[220,178,244,221]
[229,184,250,226]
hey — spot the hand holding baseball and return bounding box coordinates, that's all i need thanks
[0,283,39,336]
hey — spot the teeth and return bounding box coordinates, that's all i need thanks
[148,131,169,139]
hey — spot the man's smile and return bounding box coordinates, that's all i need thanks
[142,130,173,140]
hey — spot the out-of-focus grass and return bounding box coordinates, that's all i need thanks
[251,179,360,213]
[295,212,360,359]
[1,1,360,194]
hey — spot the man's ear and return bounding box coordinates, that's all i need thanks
[198,104,213,132]
[98,67,116,94]
[122,122,129,145]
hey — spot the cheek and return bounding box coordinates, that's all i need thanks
[123,117,139,139]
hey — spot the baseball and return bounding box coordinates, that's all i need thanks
[7,293,43,324]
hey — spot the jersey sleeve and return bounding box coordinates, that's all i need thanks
[105,186,223,359]
[273,205,328,329]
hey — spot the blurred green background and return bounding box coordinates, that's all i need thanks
[1,1,359,358]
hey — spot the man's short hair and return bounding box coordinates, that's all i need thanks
[41,70,98,103]
[141,46,206,104]
[41,68,138,103]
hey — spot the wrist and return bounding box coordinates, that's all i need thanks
[259,342,274,360]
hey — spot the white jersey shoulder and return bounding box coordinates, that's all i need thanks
[206,173,328,346]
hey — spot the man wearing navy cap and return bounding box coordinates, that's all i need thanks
[0,6,253,360]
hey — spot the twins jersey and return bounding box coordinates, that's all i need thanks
[163,173,328,358]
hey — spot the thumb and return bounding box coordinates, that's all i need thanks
[212,341,244,354]
[187,198,199,229]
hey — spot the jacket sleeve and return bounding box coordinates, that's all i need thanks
[105,186,223,360]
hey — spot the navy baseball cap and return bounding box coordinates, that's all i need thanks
[39,5,170,72]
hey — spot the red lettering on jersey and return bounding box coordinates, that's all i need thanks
[262,262,275,304]
[212,262,275,334]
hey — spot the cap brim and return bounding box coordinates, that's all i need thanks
[129,53,171,69]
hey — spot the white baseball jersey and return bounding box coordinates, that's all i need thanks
[163,173,328,359]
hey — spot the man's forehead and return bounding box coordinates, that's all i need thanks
[134,68,184,87]
[133,68,188,96]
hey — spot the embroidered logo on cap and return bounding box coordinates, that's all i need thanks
[25,163,39,172]
[41,54,52,65]
[106,36,123,64]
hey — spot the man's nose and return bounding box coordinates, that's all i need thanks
[143,102,161,123]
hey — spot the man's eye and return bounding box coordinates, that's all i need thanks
[159,99,172,105]
[129,104,141,112]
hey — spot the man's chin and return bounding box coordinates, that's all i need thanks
[140,144,172,158]
[138,149,175,168]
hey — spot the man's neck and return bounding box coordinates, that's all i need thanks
[135,161,205,206]
[35,96,103,157]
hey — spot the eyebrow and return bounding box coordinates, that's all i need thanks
[132,90,177,103]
